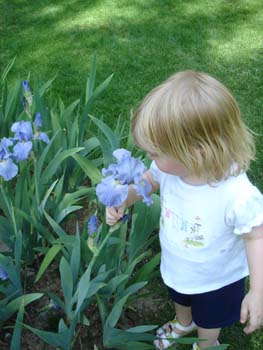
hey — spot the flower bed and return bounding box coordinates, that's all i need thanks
[0,57,163,350]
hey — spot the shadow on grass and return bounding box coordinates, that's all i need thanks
[0,1,260,90]
[1,0,262,186]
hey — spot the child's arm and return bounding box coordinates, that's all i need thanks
[106,170,160,226]
[240,224,263,334]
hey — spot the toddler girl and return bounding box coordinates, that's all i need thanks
[106,71,263,349]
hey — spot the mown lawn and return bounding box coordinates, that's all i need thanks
[1,0,263,349]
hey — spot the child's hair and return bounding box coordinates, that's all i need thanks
[132,70,255,182]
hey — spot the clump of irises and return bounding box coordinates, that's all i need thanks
[0,81,50,181]
[96,148,153,207]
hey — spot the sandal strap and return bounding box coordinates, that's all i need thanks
[157,317,196,336]
[171,319,196,332]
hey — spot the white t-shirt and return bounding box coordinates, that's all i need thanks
[150,161,263,294]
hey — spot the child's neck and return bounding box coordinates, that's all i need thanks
[180,175,207,186]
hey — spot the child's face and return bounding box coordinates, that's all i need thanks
[148,153,189,177]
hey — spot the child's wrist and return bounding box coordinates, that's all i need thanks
[248,285,263,295]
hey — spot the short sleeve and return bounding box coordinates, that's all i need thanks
[225,184,263,235]
[149,161,162,183]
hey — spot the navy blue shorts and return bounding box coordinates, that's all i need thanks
[166,278,246,329]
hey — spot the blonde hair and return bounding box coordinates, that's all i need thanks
[132,70,255,182]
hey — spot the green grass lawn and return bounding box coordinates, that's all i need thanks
[1,0,263,348]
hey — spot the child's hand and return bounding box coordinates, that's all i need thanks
[106,205,126,226]
[240,289,263,334]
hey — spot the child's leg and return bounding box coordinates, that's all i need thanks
[197,327,221,349]
[154,302,196,349]
[174,302,193,329]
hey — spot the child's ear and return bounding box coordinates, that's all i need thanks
[193,147,204,160]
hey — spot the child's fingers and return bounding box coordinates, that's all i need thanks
[116,205,126,218]
[243,307,263,334]
[106,216,118,225]
[106,210,117,225]
[243,317,258,334]
[106,218,117,226]
[106,207,121,225]
[240,301,249,325]
[107,207,119,219]
[106,206,126,225]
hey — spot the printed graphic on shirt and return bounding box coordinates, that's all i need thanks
[161,195,205,248]
[183,216,205,248]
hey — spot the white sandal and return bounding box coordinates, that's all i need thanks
[154,317,197,349]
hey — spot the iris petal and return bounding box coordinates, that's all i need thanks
[13,141,32,161]
[11,121,33,142]
[102,163,118,177]
[113,148,131,162]
[0,138,13,160]
[133,178,153,206]
[37,132,50,144]
[0,158,18,181]
[96,176,129,207]
[116,157,146,184]
[1,137,13,149]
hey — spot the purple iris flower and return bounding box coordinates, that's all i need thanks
[0,138,18,181]
[96,175,129,207]
[33,113,50,144]
[96,148,153,208]
[132,178,153,206]
[102,148,146,184]
[34,112,42,129]
[11,121,33,161]
[0,267,8,281]
[34,131,50,144]
[22,80,30,92]
[87,215,98,236]
[11,121,33,142]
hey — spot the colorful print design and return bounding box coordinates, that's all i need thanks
[162,196,205,248]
